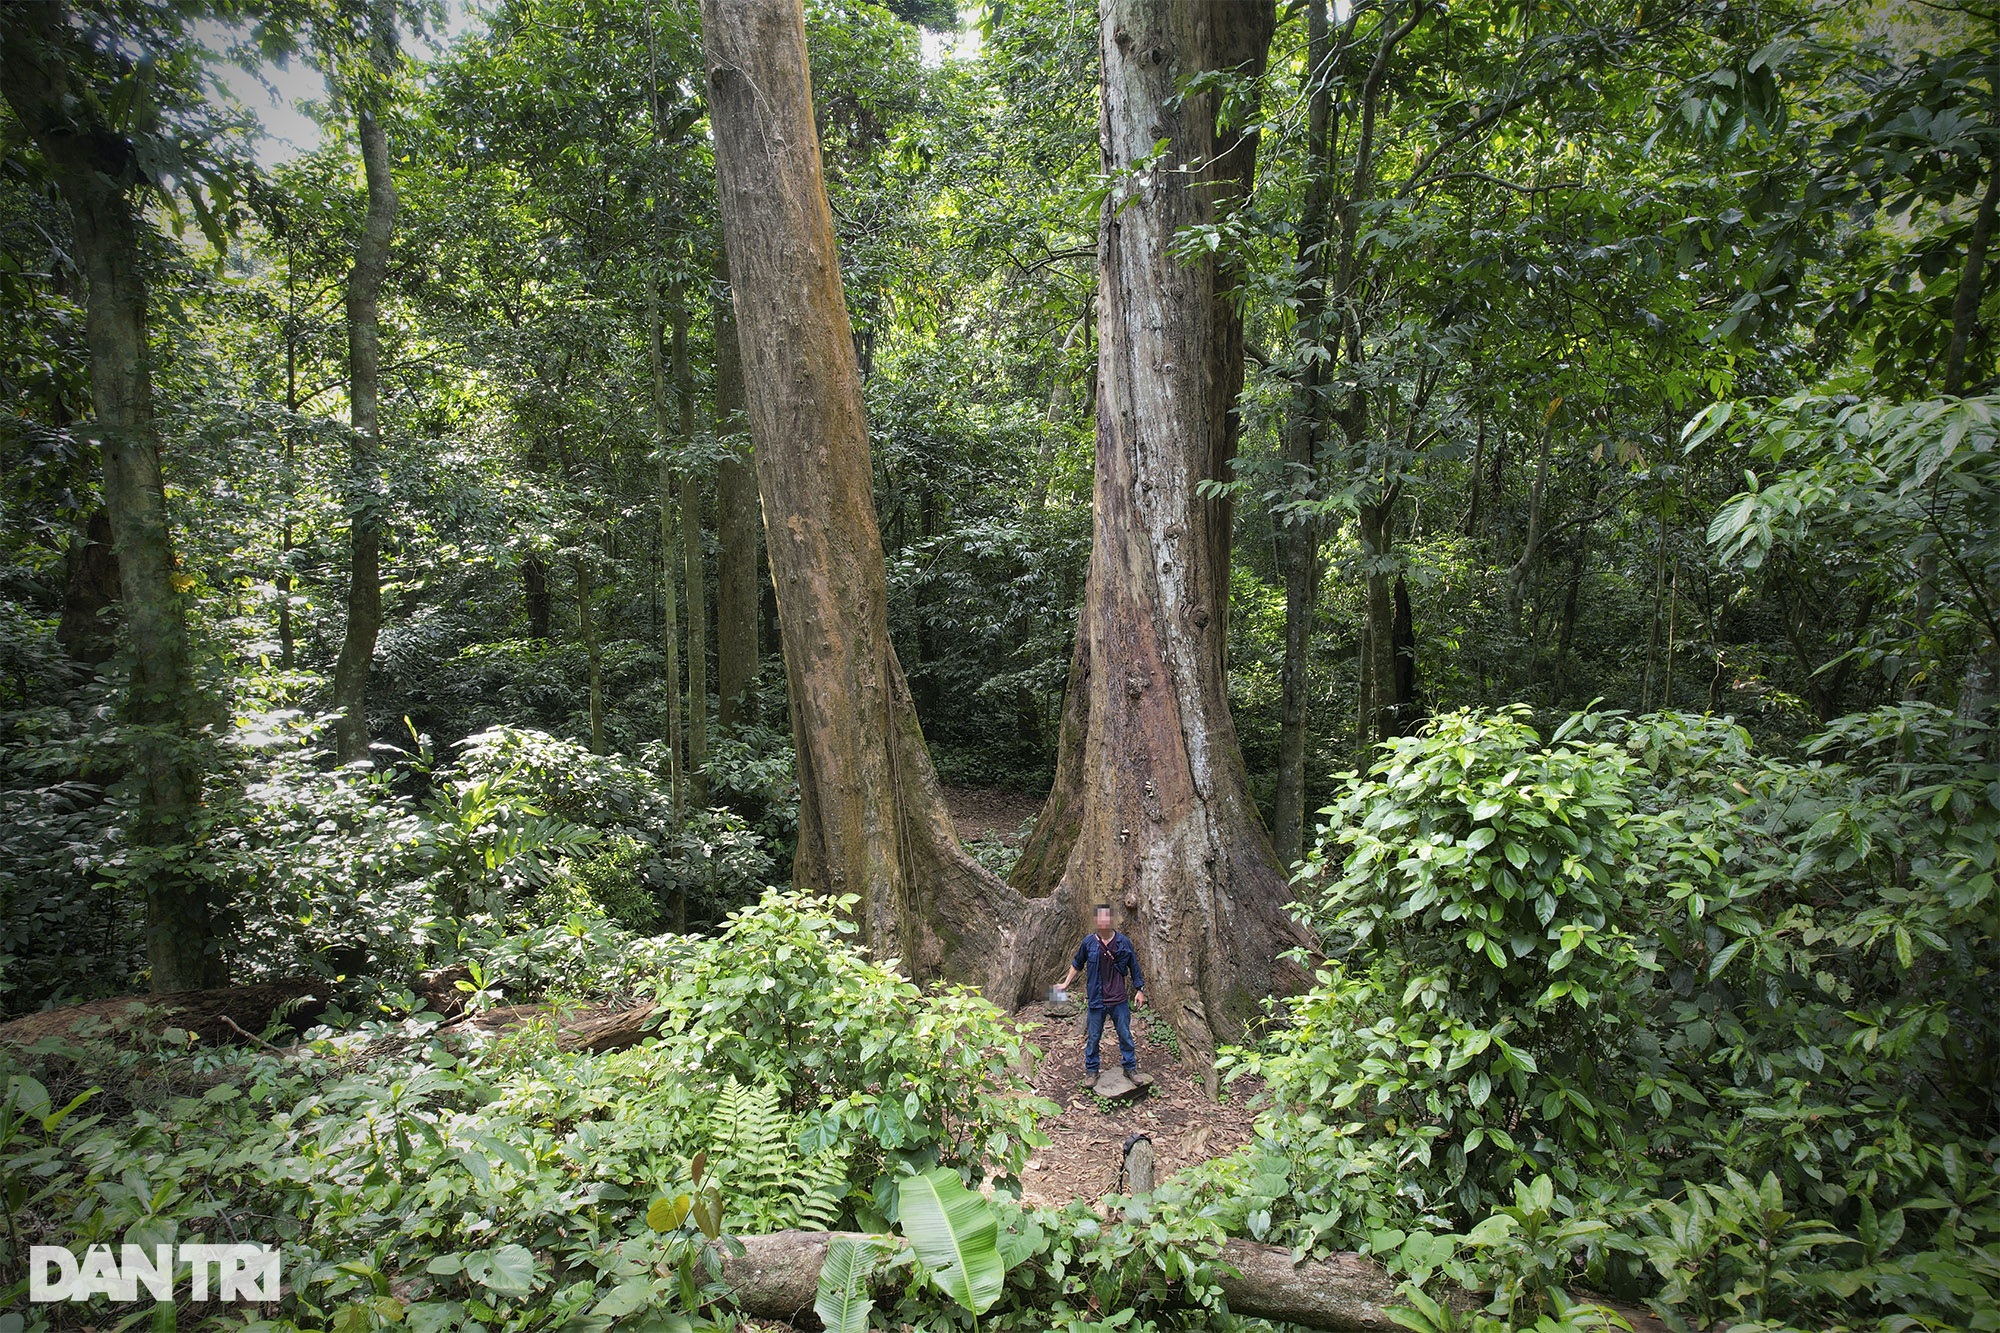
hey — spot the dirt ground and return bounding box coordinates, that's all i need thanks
[1011,1001,1264,1208]
[942,784,1045,846]
[942,785,1263,1206]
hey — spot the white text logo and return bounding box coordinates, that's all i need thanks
[29,1244,280,1303]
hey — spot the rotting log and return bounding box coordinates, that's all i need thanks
[713,1230,1668,1333]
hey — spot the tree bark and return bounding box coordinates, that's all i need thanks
[1358,496,1402,740]
[673,283,710,804]
[1273,0,1334,869]
[1007,0,1308,1066]
[576,556,605,754]
[331,67,399,764]
[710,1230,1670,1333]
[522,553,552,640]
[648,277,685,815]
[1,2,222,989]
[713,248,761,729]
[702,0,1028,983]
[57,508,121,665]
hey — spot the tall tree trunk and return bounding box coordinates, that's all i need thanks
[522,554,552,639]
[576,556,605,753]
[702,0,1021,983]
[713,248,761,729]
[673,282,710,804]
[1358,495,1402,739]
[647,278,685,816]
[1273,0,1334,869]
[1,2,221,989]
[331,77,399,764]
[1006,0,1308,1067]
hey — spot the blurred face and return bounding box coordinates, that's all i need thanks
[1094,909,1112,933]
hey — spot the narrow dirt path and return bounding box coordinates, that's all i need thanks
[1011,1001,1264,1208]
[944,786,1262,1205]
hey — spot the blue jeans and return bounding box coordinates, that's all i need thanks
[1085,1002,1135,1072]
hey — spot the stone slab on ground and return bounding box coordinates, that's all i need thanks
[1091,1065,1152,1099]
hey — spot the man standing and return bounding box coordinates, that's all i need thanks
[1057,904,1150,1088]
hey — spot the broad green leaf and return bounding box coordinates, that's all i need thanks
[814,1234,889,1333]
[897,1168,1006,1315]
[466,1244,535,1297]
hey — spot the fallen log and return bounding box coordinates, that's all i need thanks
[440,1002,656,1054]
[0,980,330,1050]
[715,1230,1667,1333]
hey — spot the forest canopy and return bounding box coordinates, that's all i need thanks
[1,0,1997,1329]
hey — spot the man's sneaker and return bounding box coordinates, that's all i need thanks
[1130,1069,1153,1087]
[1082,1071,1099,1089]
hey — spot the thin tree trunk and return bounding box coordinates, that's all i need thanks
[1642,476,1669,712]
[57,509,121,665]
[1943,158,1999,397]
[1006,0,1308,1067]
[702,0,1023,983]
[1273,0,1333,869]
[1,2,222,989]
[647,278,684,816]
[522,554,552,640]
[332,67,398,765]
[278,245,299,671]
[1359,496,1401,739]
[673,282,709,804]
[576,557,605,753]
[713,247,760,729]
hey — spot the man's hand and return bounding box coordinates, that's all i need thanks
[1133,989,1146,1009]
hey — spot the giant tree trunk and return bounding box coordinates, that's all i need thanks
[331,91,399,764]
[1,2,222,989]
[1006,0,1306,1066]
[702,0,1028,982]
[1273,0,1334,869]
[713,249,761,728]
